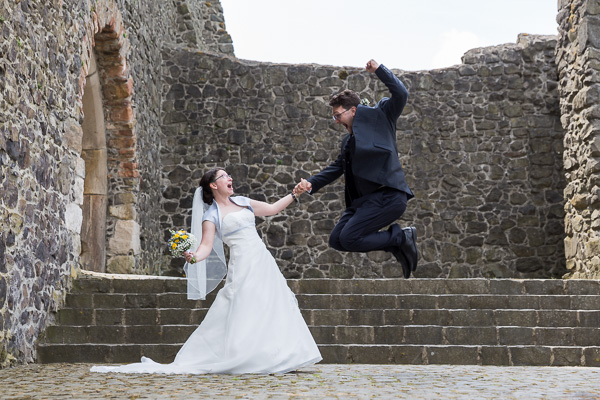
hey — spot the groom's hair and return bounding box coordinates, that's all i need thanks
[329,89,360,109]
[199,168,225,204]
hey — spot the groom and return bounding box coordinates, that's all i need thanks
[296,59,418,278]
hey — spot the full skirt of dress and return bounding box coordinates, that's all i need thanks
[91,209,321,374]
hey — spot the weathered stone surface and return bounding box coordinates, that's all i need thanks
[108,220,141,255]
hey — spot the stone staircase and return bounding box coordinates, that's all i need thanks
[37,274,600,366]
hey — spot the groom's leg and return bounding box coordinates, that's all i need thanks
[329,208,356,251]
[338,189,407,252]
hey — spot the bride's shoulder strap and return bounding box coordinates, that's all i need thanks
[230,196,254,212]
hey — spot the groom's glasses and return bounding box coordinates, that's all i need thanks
[213,173,232,182]
[332,108,351,121]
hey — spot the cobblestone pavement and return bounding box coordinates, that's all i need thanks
[1,363,600,399]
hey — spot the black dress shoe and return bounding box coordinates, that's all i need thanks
[401,227,418,272]
[392,246,411,279]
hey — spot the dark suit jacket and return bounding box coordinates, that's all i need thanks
[308,64,414,206]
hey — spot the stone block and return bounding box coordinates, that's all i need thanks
[89,326,126,344]
[309,326,335,344]
[311,310,348,326]
[535,327,574,346]
[125,326,163,344]
[537,310,578,327]
[109,204,136,220]
[157,293,201,309]
[73,278,111,293]
[110,344,145,363]
[446,327,497,345]
[373,326,403,344]
[65,294,93,308]
[63,119,83,153]
[510,346,551,366]
[565,279,600,295]
[552,347,584,366]
[523,280,565,295]
[346,345,394,364]
[106,255,135,274]
[578,310,600,327]
[112,279,163,294]
[404,326,442,345]
[124,294,158,308]
[426,345,478,365]
[37,344,111,363]
[108,220,141,255]
[574,327,600,346]
[489,280,524,294]
[64,203,83,234]
[584,347,600,367]
[92,294,125,309]
[57,308,93,325]
[161,325,196,343]
[572,295,600,310]
[450,309,493,326]
[95,309,124,326]
[498,327,534,345]
[540,295,571,309]
[383,309,412,326]
[318,345,349,364]
[480,346,510,366]
[336,326,375,344]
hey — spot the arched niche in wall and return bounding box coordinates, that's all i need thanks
[80,51,108,272]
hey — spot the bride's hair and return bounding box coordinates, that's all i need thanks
[199,168,225,204]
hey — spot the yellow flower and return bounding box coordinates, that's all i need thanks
[182,235,188,239]
[174,234,180,238]
[171,243,177,249]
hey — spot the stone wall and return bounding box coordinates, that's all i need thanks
[172,0,233,54]
[160,33,566,280]
[0,0,234,367]
[557,0,600,278]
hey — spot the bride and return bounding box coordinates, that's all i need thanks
[91,168,321,374]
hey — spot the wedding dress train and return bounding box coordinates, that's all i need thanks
[91,208,322,374]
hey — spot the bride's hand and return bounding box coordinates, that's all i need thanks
[184,251,194,263]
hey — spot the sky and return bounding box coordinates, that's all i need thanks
[218,0,559,71]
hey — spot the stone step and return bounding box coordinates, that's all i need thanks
[53,307,600,328]
[304,309,600,328]
[72,276,600,296]
[63,292,600,311]
[40,324,600,347]
[36,343,600,367]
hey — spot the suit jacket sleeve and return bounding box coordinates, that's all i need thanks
[375,64,408,123]
[307,142,345,194]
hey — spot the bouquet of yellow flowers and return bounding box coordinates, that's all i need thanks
[168,229,197,263]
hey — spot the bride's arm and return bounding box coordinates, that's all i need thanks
[184,221,216,262]
[250,180,308,217]
[250,195,295,217]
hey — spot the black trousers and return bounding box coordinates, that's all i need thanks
[329,189,408,253]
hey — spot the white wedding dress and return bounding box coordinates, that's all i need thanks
[91,208,322,374]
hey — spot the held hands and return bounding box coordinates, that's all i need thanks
[366,59,379,73]
[293,178,311,197]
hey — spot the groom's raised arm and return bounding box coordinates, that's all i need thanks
[374,64,408,122]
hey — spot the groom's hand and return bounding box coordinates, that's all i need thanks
[294,179,311,195]
[366,59,379,73]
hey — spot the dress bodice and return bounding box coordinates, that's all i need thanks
[221,208,260,248]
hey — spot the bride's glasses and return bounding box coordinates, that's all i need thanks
[213,173,232,182]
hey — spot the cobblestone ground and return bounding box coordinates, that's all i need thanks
[1,363,599,399]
